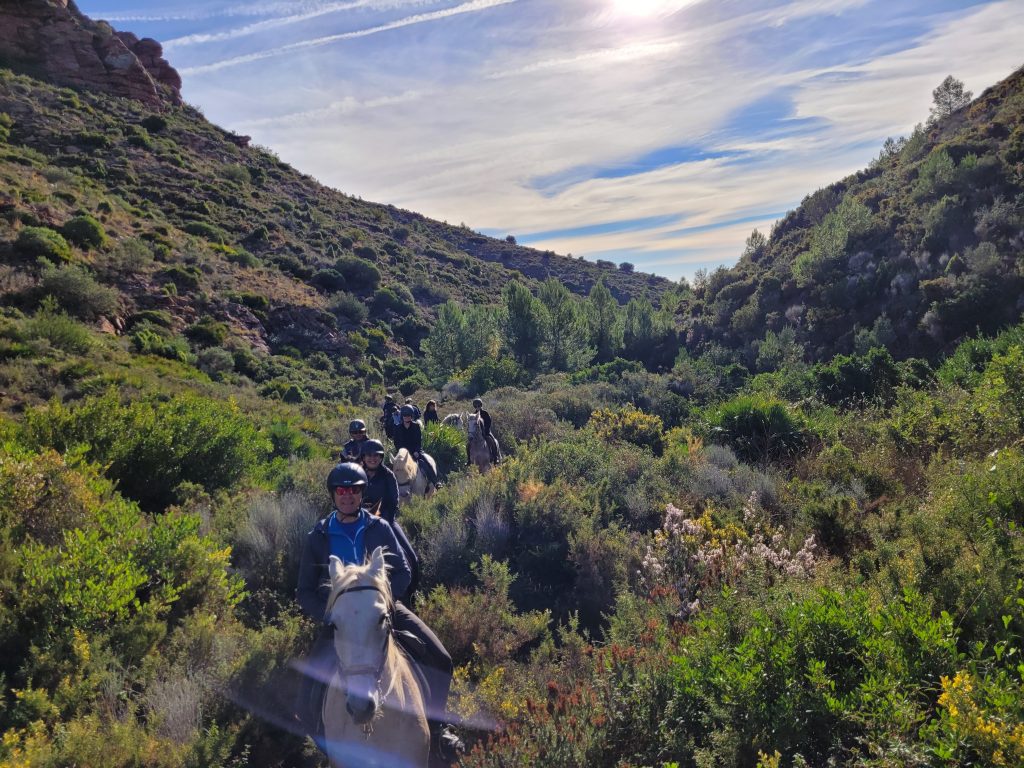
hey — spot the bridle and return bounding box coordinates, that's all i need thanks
[326,583,393,733]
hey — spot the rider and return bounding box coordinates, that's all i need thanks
[393,404,442,490]
[296,462,463,762]
[423,399,440,425]
[404,397,422,420]
[470,398,500,465]
[340,418,369,461]
[380,394,400,441]
[359,439,420,601]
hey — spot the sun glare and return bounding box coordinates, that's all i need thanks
[609,0,697,19]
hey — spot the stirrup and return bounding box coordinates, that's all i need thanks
[431,724,465,763]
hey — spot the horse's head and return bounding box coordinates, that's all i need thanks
[391,448,415,485]
[326,550,394,726]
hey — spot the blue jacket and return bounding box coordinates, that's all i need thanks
[296,510,412,620]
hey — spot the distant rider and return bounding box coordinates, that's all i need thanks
[393,404,442,490]
[470,398,500,465]
[424,399,440,425]
[340,418,369,461]
[380,394,400,441]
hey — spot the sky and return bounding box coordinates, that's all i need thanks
[76,0,1024,282]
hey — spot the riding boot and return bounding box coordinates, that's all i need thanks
[430,722,465,764]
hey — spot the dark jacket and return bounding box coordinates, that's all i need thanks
[423,409,439,425]
[393,420,424,455]
[296,510,412,620]
[475,409,493,438]
[363,464,400,523]
[340,437,366,461]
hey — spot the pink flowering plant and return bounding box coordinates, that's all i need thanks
[642,492,818,617]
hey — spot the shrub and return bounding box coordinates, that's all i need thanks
[131,321,191,362]
[185,317,228,346]
[226,248,259,268]
[590,404,664,454]
[423,422,467,479]
[311,268,346,292]
[25,390,270,511]
[372,287,413,316]
[327,291,368,324]
[813,347,901,406]
[140,114,168,133]
[335,255,380,292]
[39,262,119,320]
[61,215,108,250]
[0,111,11,143]
[15,227,72,262]
[197,346,235,380]
[465,356,528,395]
[24,297,93,353]
[158,264,201,290]
[183,222,228,244]
[708,395,807,464]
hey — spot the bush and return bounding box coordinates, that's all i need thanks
[372,287,413,316]
[708,395,807,464]
[465,356,528,395]
[197,346,235,380]
[39,262,119,320]
[590,404,664,454]
[25,390,270,511]
[24,298,93,353]
[335,255,380,292]
[61,215,108,250]
[812,347,901,406]
[327,291,368,324]
[15,227,72,262]
[140,114,168,133]
[159,264,201,290]
[130,321,191,362]
[423,422,467,479]
[185,317,228,347]
[183,222,228,244]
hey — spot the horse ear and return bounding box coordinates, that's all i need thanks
[369,546,387,576]
[328,555,345,582]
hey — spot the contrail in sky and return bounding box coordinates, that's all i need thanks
[179,0,518,75]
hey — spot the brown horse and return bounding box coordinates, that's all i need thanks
[322,550,429,767]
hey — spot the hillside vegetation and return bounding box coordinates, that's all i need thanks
[0,41,1023,768]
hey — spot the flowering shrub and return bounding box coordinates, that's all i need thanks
[642,495,818,616]
[589,404,664,454]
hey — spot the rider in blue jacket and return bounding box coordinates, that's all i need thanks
[295,462,462,761]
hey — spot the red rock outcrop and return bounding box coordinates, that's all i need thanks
[0,0,182,107]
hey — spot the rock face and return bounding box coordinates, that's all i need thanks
[0,0,182,107]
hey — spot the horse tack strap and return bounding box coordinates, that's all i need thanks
[325,583,385,614]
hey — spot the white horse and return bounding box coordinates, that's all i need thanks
[440,412,464,429]
[467,413,494,474]
[391,448,436,505]
[322,550,430,768]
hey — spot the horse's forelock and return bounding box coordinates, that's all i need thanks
[329,559,393,609]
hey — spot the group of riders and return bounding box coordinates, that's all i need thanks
[294,395,501,764]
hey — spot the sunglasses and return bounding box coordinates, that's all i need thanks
[333,486,362,496]
[350,430,366,436]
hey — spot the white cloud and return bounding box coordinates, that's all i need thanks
[148,0,1024,280]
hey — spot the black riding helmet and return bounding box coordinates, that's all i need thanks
[326,462,367,495]
[349,418,367,433]
[400,404,416,418]
[360,439,386,457]
[472,398,483,409]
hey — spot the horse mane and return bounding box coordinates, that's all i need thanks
[392,448,415,484]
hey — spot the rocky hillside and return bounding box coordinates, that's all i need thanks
[0,0,671,412]
[680,66,1024,365]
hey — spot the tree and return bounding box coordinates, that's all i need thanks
[929,75,972,125]
[538,278,594,372]
[502,280,547,372]
[742,229,768,262]
[423,302,499,382]
[584,279,623,363]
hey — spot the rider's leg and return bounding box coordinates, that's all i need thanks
[294,626,333,743]
[418,456,440,487]
[392,521,421,606]
[392,602,453,723]
[486,434,499,464]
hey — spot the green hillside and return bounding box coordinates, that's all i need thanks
[680,66,1024,365]
[2,25,1024,768]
